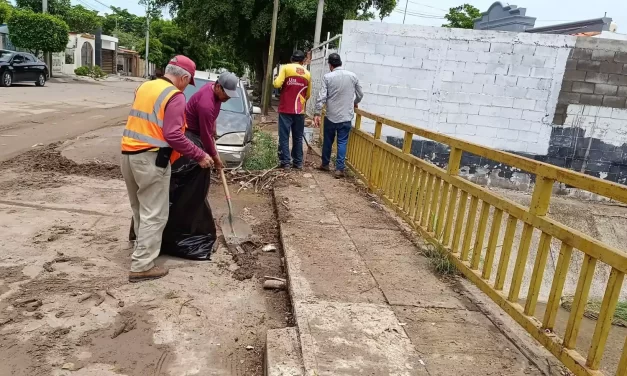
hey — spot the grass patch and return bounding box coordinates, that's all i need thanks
[561,296,627,327]
[422,244,459,276]
[243,128,278,171]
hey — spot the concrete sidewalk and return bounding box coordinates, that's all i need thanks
[271,170,543,376]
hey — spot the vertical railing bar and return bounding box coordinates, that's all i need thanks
[542,243,574,330]
[442,186,458,247]
[461,196,479,262]
[482,208,503,280]
[495,215,518,291]
[408,168,422,219]
[563,254,598,349]
[435,181,450,240]
[451,191,468,255]
[428,178,442,233]
[471,201,491,270]
[420,174,435,227]
[524,232,553,316]
[508,223,534,302]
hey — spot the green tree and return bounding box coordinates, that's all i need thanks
[442,4,481,29]
[8,9,70,55]
[102,7,146,36]
[63,5,101,33]
[0,0,12,24]
[158,0,397,89]
[15,0,70,16]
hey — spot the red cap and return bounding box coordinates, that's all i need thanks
[168,55,196,85]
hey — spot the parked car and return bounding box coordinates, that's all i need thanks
[0,50,49,87]
[183,77,262,169]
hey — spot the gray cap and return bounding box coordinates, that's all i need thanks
[217,72,240,98]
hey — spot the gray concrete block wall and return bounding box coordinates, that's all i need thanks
[553,38,627,125]
[341,21,575,155]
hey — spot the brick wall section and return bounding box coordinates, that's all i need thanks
[553,38,627,125]
[341,21,575,154]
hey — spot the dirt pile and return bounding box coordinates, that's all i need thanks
[4,142,122,179]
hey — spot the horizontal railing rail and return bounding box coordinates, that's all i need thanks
[344,108,627,376]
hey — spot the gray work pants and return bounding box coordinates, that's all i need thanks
[120,152,170,272]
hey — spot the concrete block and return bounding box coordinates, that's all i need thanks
[452,71,475,84]
[459,104,480,115]
[468,41,491,52]
[612,108,627,119]
[592,49,616,61]
[375,44,395,56]
[618,86,627,97]
[603,96,627,108]
[442,60,466,71]
[394,46,414,58]
[428,49,442,61]
[438,112,448,123]
[490,42,513,53]
[478,53,502,64]
[447,113,468,123]
[485,64,509,75]
[441,82,462,92]
[508,119,533,131]
[538,78,552,90]
[595,83,618,95]
[415,100,430,110]
[496,75,518,87]
[346,51,365,63]
[496,128,519,140]
[565,59,578,70]
[585,72,609,84]
[474,73,496,85]
[464,62,488,73]
[413,47,431,59]
[518,130,540,142]
[534,46,559,58]
[422,59,439,70]
[500,108,523,119]
[468,94,494,106]
[531,67,553,78]
[364,54,385,65]
[499,54,523,65]
[577,60,602,72]
[468,115,501,127]
[386,35,407,46]
[563,70,587,81]
[522,110,545,122]
[580,94,603,106]
[456,124,478,135]
[483,84,505,96]
[383,55,404,67]
[441,70,454,82]
[526,89,550,101]
[522,55,546,67]
[265,327,305,376]
[442,91,468,103]
[608,74,627,86]
[402,57,423,69]
[616,52,627,63]
[572,81,595,93]
[513,44,536,55]
[509,65,531,77]
[504,86,528,98]
[449,40,469,51]
[491,97,514,108]
[461,83,483,93]
[397,97,417,109]
[440,102,460,113]
[438,122,457,134]
[517,77,541,89]
[479,106,501,117]
[572,48,593,60]
[448,50,479,63]
[600,62,624,74]
[513,98,536,110]
[558,91,581,103]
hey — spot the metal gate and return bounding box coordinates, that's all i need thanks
[306,34,342,117]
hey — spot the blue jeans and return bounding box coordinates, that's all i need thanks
[278,113,305,167]
[322,119,352,171]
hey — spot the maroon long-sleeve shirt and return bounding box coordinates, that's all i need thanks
[185,83,222,158]
[162,93,206,162]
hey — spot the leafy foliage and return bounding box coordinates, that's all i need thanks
[8,9,69,55]
[442,3,481,29]
[243,128,279,171]
[15,0,70,16]
[0,0,12,24]
[63,5,101,33]
[74,65,107,79]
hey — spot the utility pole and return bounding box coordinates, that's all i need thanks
[403,0,409,24]
[261,0,279,115]
[313,0,324,46]
[144,2,150,77]
[42,0,52,77]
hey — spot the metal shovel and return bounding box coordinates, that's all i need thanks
[219,168,252,246]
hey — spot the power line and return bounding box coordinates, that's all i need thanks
[392,8,445,19]
[406,0,448,12]
[76,0,99,12]
[90,0,114,11]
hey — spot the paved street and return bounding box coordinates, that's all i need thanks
[0,80,138,161]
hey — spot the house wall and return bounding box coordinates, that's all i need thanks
[341,21,575,155]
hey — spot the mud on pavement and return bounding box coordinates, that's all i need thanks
[0,132,291,376]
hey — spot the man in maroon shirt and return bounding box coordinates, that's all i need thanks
[185,72,240,168]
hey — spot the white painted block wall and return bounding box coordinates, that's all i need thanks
[564,104,627,146]
[341,21,577,154]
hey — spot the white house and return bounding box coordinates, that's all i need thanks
[57,32,118,75]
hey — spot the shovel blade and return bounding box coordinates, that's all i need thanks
[220,216,253,245]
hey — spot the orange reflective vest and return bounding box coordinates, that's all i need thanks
[121,78,184,163]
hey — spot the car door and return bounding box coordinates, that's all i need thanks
[23,54,41,81]
[10,54,27,82]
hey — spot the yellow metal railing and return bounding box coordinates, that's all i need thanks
[346,109,627,376]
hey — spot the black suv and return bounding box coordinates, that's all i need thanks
[0,50,49,87]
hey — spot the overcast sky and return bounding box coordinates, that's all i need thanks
[71,0,624,33]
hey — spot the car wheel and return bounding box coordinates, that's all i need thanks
[1,71,11,87]
[35,73,46,87]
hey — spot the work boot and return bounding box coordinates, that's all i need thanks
[292,164,303,170]
[334,170,345,179]
[317,165,331,172]
[280,164,291,170]
[128,265,169,283]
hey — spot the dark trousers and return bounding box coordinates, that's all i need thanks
[322,118,352,171]
[278,113,305,167]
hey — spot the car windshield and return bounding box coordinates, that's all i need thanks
[0,51,13,62]
[183,78,246,114]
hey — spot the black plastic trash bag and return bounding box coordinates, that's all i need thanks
[128,131,217,260]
